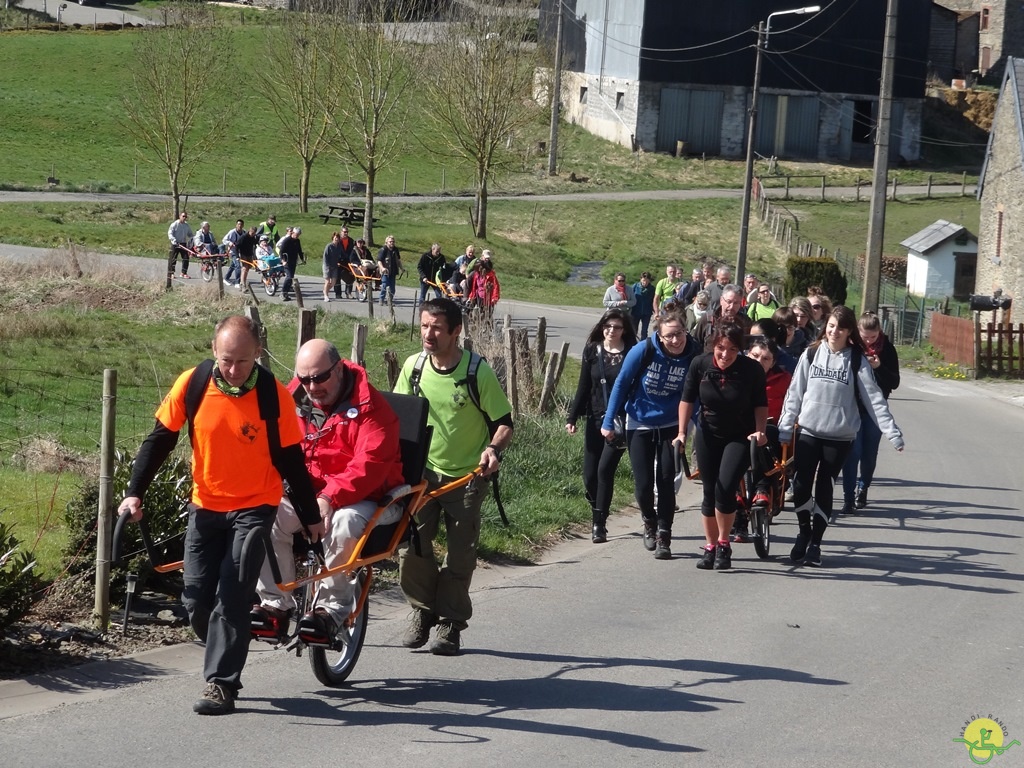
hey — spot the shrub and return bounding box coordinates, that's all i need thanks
[785,257,848,305]
[63,450,191,602]
[0,519,43,631]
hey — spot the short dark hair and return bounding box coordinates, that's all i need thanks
[705,322,746,353]
[420,298,463,333]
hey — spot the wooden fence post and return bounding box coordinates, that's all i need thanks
[554,341,570,383]
[538,351,560,415]
[297,308,317,356]
[536,316,547,366]
[350,322,367,367]
[94,368,117,631]
[504,327,519,418]
[383,349,400,390]
[245,306,270,369]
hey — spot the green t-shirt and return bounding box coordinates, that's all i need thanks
[394,350,512,476]
[654,277,677,304]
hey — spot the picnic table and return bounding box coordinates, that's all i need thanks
[320,205,378,226]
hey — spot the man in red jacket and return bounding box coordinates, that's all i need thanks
[253,338,404,642]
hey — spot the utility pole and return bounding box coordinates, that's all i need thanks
[863,0,898,313]
[547,0,564,176]
[736,21,766,281]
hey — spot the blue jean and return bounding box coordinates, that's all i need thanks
[841,415,883,502]
[182,504,276,693]
[223,255,240,283]
[418,281,441,304]
[380,273,395,303]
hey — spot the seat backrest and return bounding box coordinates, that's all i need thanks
[380,390,432,486]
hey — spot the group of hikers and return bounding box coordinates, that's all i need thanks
[573,260,904,571]
[120,298,512,716]
[166,211,502,313]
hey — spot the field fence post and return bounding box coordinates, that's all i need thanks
[94,368,118,631]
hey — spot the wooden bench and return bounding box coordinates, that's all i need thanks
[320,205,379,226]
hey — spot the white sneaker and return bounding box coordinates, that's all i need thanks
[323,295,331,302]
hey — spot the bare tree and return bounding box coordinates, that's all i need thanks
[422,2,541,238]
[121,4,231,217]
[323,0,416,246]
[255,3,343,213]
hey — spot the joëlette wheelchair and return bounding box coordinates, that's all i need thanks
[114,391,479,686]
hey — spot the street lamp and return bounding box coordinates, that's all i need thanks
[736,5,821,281]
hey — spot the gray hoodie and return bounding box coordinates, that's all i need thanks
[778,343,904,450]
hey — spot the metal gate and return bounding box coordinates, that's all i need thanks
[656,88,724,154]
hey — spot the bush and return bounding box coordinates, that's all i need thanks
[785,257,848,305]
[0,519,43,631]
[63,450,191,602]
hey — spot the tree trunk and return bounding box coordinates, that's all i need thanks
[475,175,488,239]
[299,158,313,214]
[170,170,181,219]
[364,164,376,248]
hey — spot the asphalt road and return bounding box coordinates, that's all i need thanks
[0,245,1021,766]
[0,371,1021,766]
[19,0,155,26]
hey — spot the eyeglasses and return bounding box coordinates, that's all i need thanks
[758,289,770,294]
[297,362,337,386]
[604,324,624,331]
[615,278,624,283]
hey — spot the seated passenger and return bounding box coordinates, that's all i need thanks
[253,339,405,642]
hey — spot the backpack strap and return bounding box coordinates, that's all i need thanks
[184,359,216,450]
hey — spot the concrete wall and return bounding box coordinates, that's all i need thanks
[977,71,1024,302]
[556,70,640,149]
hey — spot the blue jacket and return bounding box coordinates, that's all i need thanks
[631,282,655,321]
[602,333,698,430]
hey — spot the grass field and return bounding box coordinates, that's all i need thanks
[0,27,977,199]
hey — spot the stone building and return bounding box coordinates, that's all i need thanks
[976,57,1024,305]
[537,0,930,162]
[933,1,1024,83]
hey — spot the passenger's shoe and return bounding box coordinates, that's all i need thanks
[855,484,868,510]
[805,544,822,567]
[696,545,716,570]
[714,544,732,570]
[642,519,657,551]
[402,609,437,649]
[732,511,750,543]
[653,530,672,560]
[752,491,770,508]
[790,527,811,562]
[429,622,461,656]
[297,608,337,645]
[193,682,236,715]
[591,523,607,544]
[250,604,291,640]
[180,272,191,279]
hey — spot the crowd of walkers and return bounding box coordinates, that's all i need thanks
[573,261,904,568]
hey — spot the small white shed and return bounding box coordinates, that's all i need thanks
[900,219,978,299]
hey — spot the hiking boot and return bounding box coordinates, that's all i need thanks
[193,682,236,715]
[250,604,291,640]
[790,527,811,562]
[283,293,293,302]
[642,519,657,551]
[714,544,732,570]
[429,622,461,656]
[732,511,750,543]
[696,545,716,570]
[653,530,672,560]
[297,608,337,645]
[855,484,868,510]
[805,544,822,567]
[402,609,437,649]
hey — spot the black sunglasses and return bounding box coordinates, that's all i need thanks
[297,362,337,386]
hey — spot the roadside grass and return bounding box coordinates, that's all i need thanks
[0,29,978,198]
[0,262,620,577]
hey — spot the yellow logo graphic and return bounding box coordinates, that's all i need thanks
[953,717,1021,765]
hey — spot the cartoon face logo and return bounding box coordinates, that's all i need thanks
[240,421,261,443]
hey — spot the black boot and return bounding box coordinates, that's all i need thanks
[642,518,657,551]
[592,510,608,544]
[791,525,812,562]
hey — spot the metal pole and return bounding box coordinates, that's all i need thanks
[547,0,564,176]
[94,368,117,631]
[862,0,898,314]
[736,21,765,281]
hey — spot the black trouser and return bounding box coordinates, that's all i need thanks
[168,243,190,275]
[694,429,750,517]
[626,425,678,532]
[582,416,626,518]
[791,433,853,544]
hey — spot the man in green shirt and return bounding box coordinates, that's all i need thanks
[653,263,679,313]
[394,298,513,655]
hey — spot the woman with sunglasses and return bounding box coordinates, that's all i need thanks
[677,324,768,570]
[601,306,698,559]
[603,272,636,311]
[566,309,639,543]
[806,289,833,334]
[778,306,904,566]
